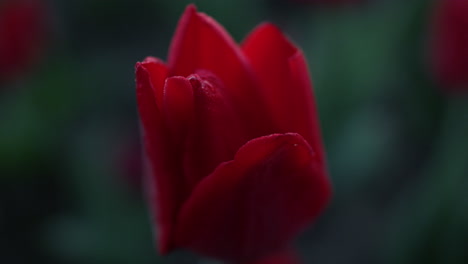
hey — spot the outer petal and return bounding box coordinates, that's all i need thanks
[138,57,168,108]
[136,58,186,254]
[242,23,327,175]
[174,133,332,262]
[168,5,273,138]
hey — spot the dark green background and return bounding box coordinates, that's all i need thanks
[1,0,467,263]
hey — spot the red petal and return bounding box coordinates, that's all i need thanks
[135,59,186,254]
[168,4,248,82]
[162,76,194,145]
[168,5,273,138]
[138,57,168,108]
[183,73,248,188]
[174,133,332,262]
[242,23,327,174]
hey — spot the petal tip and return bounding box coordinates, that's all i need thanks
[135,62,148,80]
[182,3,198,19]
[135,61,142,71]
[186,3,197,12]
[242,22,298,59]
[258,22,282,33]
[142,56,159,64]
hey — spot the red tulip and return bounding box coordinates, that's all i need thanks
[0,0,45,83]
[135,4,331,263]
[431,0,468,91]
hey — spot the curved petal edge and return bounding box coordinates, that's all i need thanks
[175,133,332,262]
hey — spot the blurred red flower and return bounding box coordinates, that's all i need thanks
[135,4,331,263]
[431,0,468,91]
[0,0,45,83]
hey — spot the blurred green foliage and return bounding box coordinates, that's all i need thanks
[0,0,466,263]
